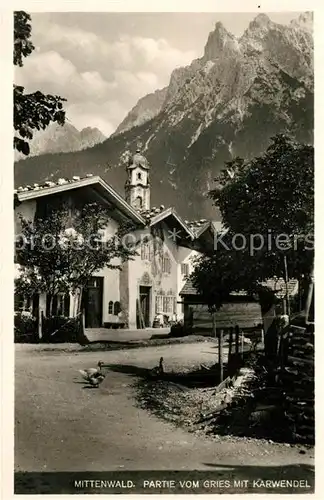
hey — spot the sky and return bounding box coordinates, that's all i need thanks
[15,12,303,137]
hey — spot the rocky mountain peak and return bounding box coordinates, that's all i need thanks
[113,87,168,136]
[203,21,239,61]
[15,123,106,161]
[15,13,313,220]
[248,13,272,31]
[291,12,313,33]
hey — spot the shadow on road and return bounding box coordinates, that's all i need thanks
[106,363,223,388]
[202,461,314,473]
[87,340,141,347]
[105,363,152,378]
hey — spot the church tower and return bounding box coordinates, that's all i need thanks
[125,144,150,210]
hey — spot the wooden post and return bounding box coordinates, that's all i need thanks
[219,329,224,382]
[283,255,290,317]
[212,311,216,339]
[235,324,239,354]
[228,327,233,357]
[305,265,314,324]
[241,328,244,361]
[282,297,287,315]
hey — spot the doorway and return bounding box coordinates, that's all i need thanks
[139,286,151,327]
[84,277,104,328]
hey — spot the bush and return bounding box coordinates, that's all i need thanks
[41,316,88,344]
[14,312,38,343]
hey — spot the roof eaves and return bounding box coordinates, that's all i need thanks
[15,175,146,225]
[16,176,100,201]
[150,207,195,240]
[97,178,145,224]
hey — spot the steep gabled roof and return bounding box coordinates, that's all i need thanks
[180,277,299,298]
[15,174,145,224]
[179,277,198,296]
[139,206,195,241]
[14,174,215,244]
[179,277,251,298]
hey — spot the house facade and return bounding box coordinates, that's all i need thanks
[14,148,216,331]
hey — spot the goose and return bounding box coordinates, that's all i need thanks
[149,357,164,379]
[78,360,104,381]
[87,373,105,388]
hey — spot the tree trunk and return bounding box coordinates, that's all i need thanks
[76,286,84,315]
[38,307,42,340]
[49,294,54,317]
[76,286,87,345]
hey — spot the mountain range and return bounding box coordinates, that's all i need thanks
[14,12,313,220]
[14,123,106,161]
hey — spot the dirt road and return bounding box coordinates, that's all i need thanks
[15,343,314,476]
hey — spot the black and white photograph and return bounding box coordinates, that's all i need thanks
[6,2,316,495]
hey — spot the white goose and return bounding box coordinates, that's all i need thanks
[78,360,104,383]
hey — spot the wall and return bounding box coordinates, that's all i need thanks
[15,193,123,326]
[177,247,200,319]
[15,199,37,234]
[127,222,179,329]
[71,216,121,324]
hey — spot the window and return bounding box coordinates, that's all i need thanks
[162,254,171,274]
[134,196,143,209]
[141,242,148,260]
[141,240,153,261]
[148,243,154,261]
[14,293,32,313]
[46,293,70,317]
[137,172,142,180]
[113,301,121,315]
[108,301,113,314]
[163,296,174,313]
[57,294,70,316]
[181,263,189,276]
[155,295,163,314]
[155,293,176,315]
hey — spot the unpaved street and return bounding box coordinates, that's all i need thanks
[15,342,314,477]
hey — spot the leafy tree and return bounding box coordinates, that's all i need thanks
[215,136,312,280]
[211,135,314,239]
[193,134,314,318]
[14,11,66,155]
[15,202,137,329]
[191,136,313,368]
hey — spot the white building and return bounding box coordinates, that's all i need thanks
[14,149,216,330]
